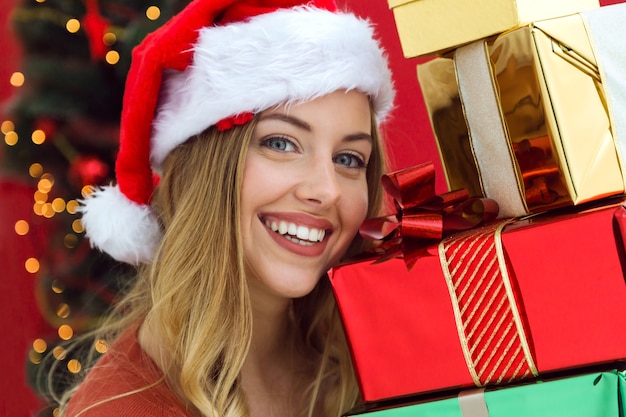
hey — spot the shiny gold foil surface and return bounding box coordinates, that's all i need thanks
[418,13,624,216]
[389,0,599,58]
[417,58,483,197]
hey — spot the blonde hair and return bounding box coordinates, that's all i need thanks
[57,109,387,417]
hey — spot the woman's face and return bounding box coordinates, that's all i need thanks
[240,90,372,301]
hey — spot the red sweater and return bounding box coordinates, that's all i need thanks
[65,324,193,416]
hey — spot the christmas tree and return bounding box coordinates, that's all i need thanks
[3,0,186,414]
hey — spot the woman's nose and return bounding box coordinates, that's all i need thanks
[294,158,341,207]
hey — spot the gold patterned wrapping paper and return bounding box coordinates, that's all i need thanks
[418,11,625,217]
[388,0,598,58]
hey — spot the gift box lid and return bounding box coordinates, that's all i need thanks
[389,0,600,58]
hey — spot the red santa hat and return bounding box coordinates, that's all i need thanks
[80,0,395,265]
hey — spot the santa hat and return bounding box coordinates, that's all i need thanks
[80,0,395,265]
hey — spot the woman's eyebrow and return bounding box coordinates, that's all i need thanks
[344,132,373,144]
[258,113,311,131]
[258,113,373,143]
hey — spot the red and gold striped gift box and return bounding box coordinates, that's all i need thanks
[330,199,626,403]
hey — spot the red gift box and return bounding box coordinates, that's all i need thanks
[330,201,626,403]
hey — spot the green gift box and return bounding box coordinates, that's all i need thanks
[347,371,626,416]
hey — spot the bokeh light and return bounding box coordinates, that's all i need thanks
[29,163,44,178]
[66,200,79,214]
[14,220,29,235]
[56,303,70,319]
[58,324,74,341]
[67,359,82,373]
[94,339,108,354]
[105,50,120,65]
[25,258,40,273]
[31,129,46,144]
[66,19,80,33]
[33,339,47,354]
[1,120,14,133]
[10,72,25,87]
[146,6,161,20]
[4,131,18,146]
[103,32,116,46]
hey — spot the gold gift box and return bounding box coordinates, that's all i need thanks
[389,0,599,58]
[418,12,624,217]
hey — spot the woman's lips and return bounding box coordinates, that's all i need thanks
[260,213,333,257]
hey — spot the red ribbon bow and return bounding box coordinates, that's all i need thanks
[355,162,499,269]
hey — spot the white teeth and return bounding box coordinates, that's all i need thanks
[264,219,326,243]
[285,235,315,246]
[296,225,309,240]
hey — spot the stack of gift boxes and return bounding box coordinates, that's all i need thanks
[330,1,626,415]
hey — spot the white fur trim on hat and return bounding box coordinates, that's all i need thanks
[150,7,395,167]
[80,185,163,265]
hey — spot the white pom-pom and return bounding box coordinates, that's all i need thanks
[79,185,162,265]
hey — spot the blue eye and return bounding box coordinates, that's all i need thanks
[263,136,296,152]
[334,152,367,169]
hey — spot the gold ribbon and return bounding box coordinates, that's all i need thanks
[455,41,527,218]
[439,220,538,387]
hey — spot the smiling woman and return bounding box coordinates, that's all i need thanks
[241,91,373,300]
[52,1,395,416]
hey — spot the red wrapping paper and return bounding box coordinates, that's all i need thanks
[330,200,626,403]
